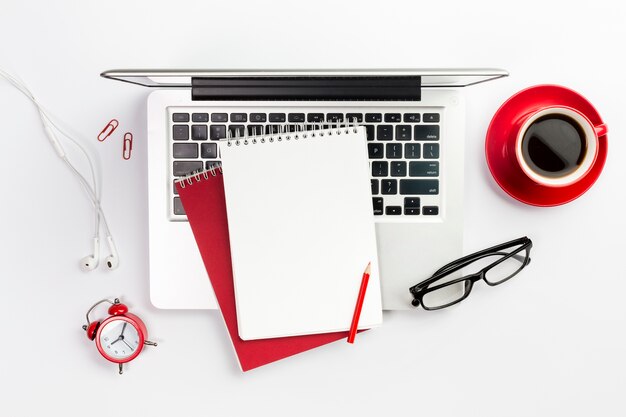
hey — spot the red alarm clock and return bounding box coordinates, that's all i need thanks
[82,298,157,374]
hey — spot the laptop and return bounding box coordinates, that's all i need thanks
[101,69,508,310]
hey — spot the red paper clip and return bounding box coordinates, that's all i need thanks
[122,132,133,160]
[97,119,119,142]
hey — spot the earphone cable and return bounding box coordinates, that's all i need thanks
[0,69,113,240]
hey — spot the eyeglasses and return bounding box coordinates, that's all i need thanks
[409,237,533,310]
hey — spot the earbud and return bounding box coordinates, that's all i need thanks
[80,237,100,271]
[104,236,119,270]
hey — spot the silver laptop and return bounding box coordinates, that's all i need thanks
[102,69,508,310]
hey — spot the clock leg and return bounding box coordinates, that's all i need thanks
[118,363,123,375]
[144,340,157,347]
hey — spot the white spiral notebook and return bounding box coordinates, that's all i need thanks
[220,125,383,340]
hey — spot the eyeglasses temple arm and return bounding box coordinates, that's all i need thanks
[432,237,530,276]
[418,250,529,291]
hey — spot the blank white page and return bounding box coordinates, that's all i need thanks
[221,126,382,340]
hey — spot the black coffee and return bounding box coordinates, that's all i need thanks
[521,114,587,178]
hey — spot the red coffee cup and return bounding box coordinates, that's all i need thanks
[511,106,607,187]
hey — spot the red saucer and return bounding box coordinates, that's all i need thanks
[485,85,608,207]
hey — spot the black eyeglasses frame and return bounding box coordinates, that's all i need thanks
[409,236,533,310]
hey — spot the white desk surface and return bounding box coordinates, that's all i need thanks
[1,1,624,415]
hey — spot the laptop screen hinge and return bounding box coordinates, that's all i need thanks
[190,76,421,101]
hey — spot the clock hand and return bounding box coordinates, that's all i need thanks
[119,322,127,338]
[110,324,128,345]
[122,339,134,352]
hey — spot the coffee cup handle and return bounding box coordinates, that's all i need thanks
[594,123,608,137]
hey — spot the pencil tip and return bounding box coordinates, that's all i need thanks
[365,262,371,274]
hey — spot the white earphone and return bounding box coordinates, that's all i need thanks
[81,237,101,271]
[104,235,120,270]
[1,68,119,271]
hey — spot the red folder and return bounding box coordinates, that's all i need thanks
[176,171,348,371]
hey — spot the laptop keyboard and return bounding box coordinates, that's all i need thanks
[169,107,442,220]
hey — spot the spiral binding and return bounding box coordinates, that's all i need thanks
[177,120,362,188]
[177,162,223,189]
[223,118,362,147]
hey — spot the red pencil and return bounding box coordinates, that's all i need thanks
[347,262,371,344]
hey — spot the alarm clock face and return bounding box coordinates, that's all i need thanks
[98,318,143,362]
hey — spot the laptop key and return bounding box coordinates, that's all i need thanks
[390,161,407,177]
[365,113,382,123]
[386,206,401,215]
[423,113,440,123]
[230,113,247,123]
[206,161,221,171]
[326,113,344,123]
[368,143,384,159]
[173,198,185,215]
[409,161,439,177]
[386,143,402,159]
[404,113,420,123]
[404,197,421,208]
[377,125,393,141]
[415,125,440,140]
[173,113,190,122]
[373,198,384,215]
[381,179,397,194]
[371,179,379,195]
[211,113,228,122]
[404,197,421,215]
[173,161,203,176]
[399,179,439,195]
[405,143,421,159]
[365,125,375,141]
[396,125,412,141]
[228,125,246,137]
[191,125,208,140]
[210,125,226,140]
[173,125,189,140]
[385,113,401,123]
[423,143,440,159]
[247,124,264,136]
[307,113,324,122]
[346,113,363,123]
[200,143,218,159]
[423,206,439,215]
[250,113,267,122]
[173,143,198,159]
[288,113,305,123]
[265,124,280,134]
[269,113,286,122]
[372,161,388,177]
[192,113,209,122]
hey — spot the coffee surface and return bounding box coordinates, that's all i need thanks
[521,115,587,178]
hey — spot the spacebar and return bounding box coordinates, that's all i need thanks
[400,179,439,195]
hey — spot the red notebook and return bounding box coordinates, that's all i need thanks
[176,170,348,371]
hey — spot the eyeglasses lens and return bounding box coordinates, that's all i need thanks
[484,249,529,285]
[421,280,470,309]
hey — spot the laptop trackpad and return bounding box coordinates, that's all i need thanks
[376,222,463,310]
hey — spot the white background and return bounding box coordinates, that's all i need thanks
[1,0,624,415]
